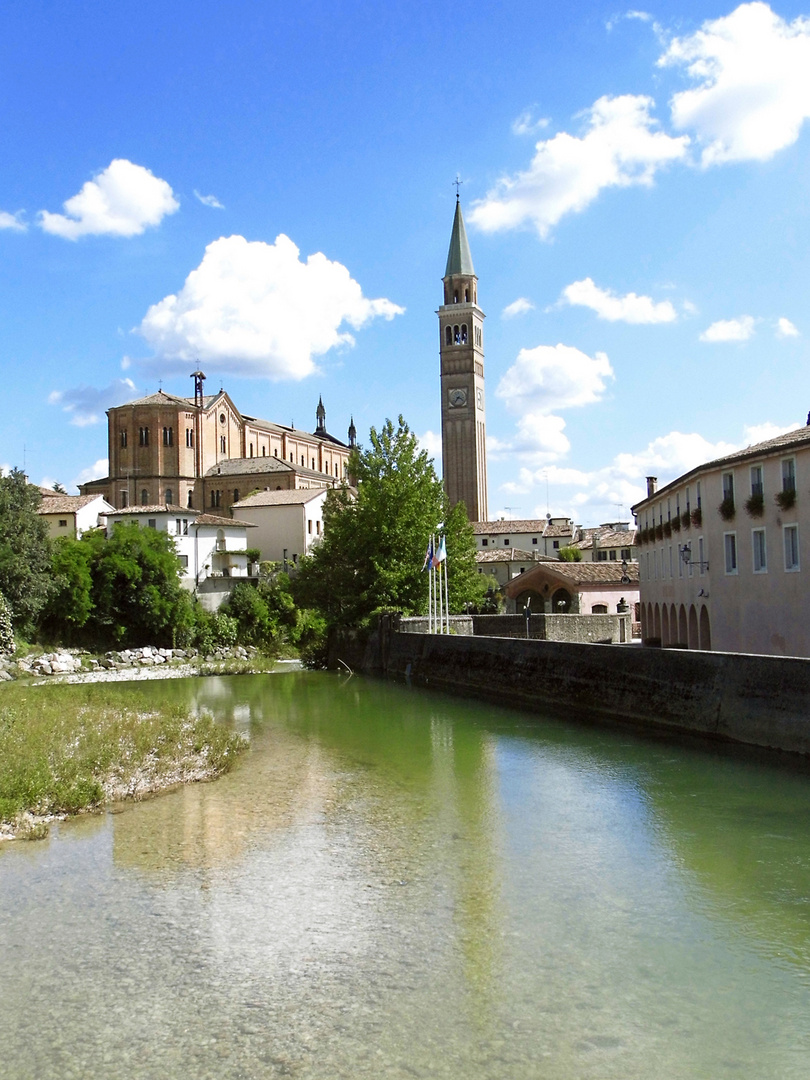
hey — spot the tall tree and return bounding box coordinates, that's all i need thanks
[0,470,53,637]
[294,416,483,627]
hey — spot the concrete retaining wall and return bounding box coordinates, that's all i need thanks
[471,613,631,644]
[367,629,810,757]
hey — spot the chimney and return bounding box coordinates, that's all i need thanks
[646,476,658,498]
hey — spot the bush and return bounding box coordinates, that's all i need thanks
[557,545,582,562]
[776,488,796,511]
[681,511,691,530]
[0,591,14,655]
[745,493,764,517]
[718,496,735,521]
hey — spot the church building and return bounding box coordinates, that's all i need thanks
[80,371,356,516]
[438,197,488,522]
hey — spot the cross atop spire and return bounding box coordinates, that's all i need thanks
[444,198,475,279]
[453,174,463,200]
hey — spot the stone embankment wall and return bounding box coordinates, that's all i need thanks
[358,627,810,757]
[0,645,259,682]
[398,613,631,644]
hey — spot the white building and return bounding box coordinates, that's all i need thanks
[38,492,115,539]
[105,505,256,610]
[473,517,576,558]
[632,423,810,655]
[476,547,558,588]
[231,488,328,568]
[572,522,637,563]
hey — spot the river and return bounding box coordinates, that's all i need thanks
[2,670,810,1079]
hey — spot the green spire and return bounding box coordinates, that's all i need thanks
[444,199,475,278]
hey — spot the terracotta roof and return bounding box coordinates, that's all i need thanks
[632,424,810,511]
[233,489,328,508]
[476,548,557,564]
[107,504,191,515]
[473,519,566,535]
[37,494,106,515]
[503,559,639,596]
[575,527,637,550]
[193,513,256,528]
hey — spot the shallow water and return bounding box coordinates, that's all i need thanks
[2,671,810,1078]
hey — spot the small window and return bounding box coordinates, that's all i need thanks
[481,538,488,547]
[178,555,189,569]
[219,413,226,424]
[621,548,631,561]
[274,449,278,457]
[120,491,128,508]
[301,456,305,466]
[233,489,240,504]
[596,550,608,562]
[187,491,193,508]
[503,538,510,545]
[262,446,266,456]
[750,465,763,497]
[722,472,734,502]
[445,326,452,345]
[782,458,796,493]
[784,524,800,571]
[220,436,226,454]
[453,325,460,343]
[249,443,254,457]
[165,489,173,504]
[316,520,321,535]
[147,519,156,529]
[553,540,560,550]
[752,528,767,573]
[182,520,188,535]
[592,604,608,614]
[461,323,468,343]
[162,426,173,446]
[186,428,194,448]
[175,519,182,534]
[609,550,617,561]
[58,519,67,528]
[464,288,469,302]
[724,532,738,574]
[120,430,128,448]
[532,537,538,545]
[139,427,149,447]
[308,520,313,534]
[141,489,148,505]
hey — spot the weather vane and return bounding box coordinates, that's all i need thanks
[453,174,463,200]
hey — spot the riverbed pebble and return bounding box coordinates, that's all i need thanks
[0,644,263,682]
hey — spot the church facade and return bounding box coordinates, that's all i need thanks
[438,198,488,522]
[80,371,355,516]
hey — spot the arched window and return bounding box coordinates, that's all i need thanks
[141,489,148,505]
[187,491,193,508]
[453,325,460,343]
[464,288,469,302]
[445,326,452,345]
[211,491,216,507]
[453,290,458,303]
[233,489,240,504]
[165,489,173,504]
[461,324,468,343]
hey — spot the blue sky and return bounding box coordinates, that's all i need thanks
[3,1,810,525]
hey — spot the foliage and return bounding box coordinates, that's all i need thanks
[0,469,53,637]
[51,481,67,494]
[245,548,261,564]
[690,508,702,527]
[776,488,796,511]
[0,592,14,655]
[718,496,736,521]
[745,493,764,517]
[40,538,95,641]
[557,545,582,562]
[0,681,244,827]
[681,511,691,529]
[221,569,323,656]
[293,416,484,627]
[472,583,504,614]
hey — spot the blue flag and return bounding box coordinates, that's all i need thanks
[421,539,434,571]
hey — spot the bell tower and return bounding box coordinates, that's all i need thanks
[438,196,487,521]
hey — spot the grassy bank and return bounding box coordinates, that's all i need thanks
[0,681,245,839]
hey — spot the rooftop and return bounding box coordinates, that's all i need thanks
[472,519,573,536]
[37,494,107,515]
[476,548,557,564]
[232,489,327,508]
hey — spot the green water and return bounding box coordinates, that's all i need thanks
[2,671,810,1079]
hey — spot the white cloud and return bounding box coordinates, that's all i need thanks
[742,420,801,444]
[660,3,810,166]
[682,299,699,315]
[138,234,404,380]
[73,458,109,489]
[512,110,549,136]
[49,378,136,426]
[497,343,614,415]
[39,159,179,239]
[502,297,535,319]
[776,317,799,338]
[561,277,677,323]
[469,94,688,238]
[699,315,755,342]
[194,190,224,209]
[418,430,442,460]
[0,210,26,232]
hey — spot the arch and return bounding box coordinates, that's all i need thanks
[661,606,670,646]
[140,489,148,505]
[453,290,459,303]
[453,324,460,343]
[699,606,712,651]
[187,491,193,509]
[679,605,688,647]
[461,323,468,343]
[688,605,699,650]
[233,489,240,504]
[464,287,469,302]
[670,604,678,646]
[653,603,661,640]
[445,326,452,345]
[591,603,608,614]
[551,588,572,613]
[164,488,173,505]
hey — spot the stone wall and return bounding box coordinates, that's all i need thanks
[363,628,810,758]
[398,613,630,643]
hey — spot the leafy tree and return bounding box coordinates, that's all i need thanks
[558,545,583,562]
[83,522,189,647]
[294,416,484,627]
[0,469,53,637]
[51,481,67,494]
[40,538,95,641]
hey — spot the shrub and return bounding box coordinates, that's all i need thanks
[691,508,702,527]
[681,511,691,529]
[671,515,681,532]
[776,488,796,510]
[745,493,764,517]
[0,591,14,655]
[557,545,582,562]
[663,520,672,537]
[718,497,735,521]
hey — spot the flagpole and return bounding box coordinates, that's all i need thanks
[428,533,433,633]
[443,548,450,634]
[437,534,443,633]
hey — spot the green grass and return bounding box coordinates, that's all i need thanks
[0,682,245,827]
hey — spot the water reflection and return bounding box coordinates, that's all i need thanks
[2,671,810,1078]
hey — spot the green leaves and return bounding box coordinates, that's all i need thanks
[0,469,53,637]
